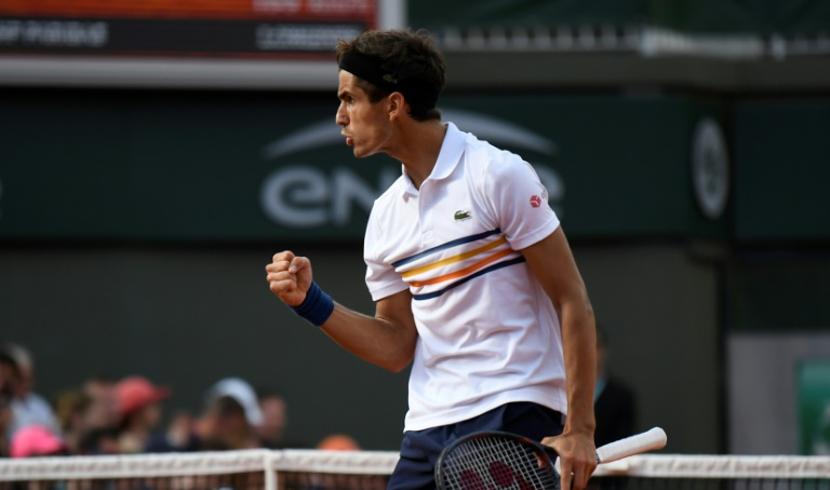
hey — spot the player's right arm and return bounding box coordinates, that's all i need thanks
[266,250,417,373]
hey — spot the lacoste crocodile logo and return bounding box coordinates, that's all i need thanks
[454,210,472,221]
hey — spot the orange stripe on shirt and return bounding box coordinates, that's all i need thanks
[408,248,516,287]
[401,236,508,280]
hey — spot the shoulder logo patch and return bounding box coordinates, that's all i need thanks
[454,210,472,221]
[529,195,542,208]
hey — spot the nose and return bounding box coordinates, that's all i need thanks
[335,101,348,127]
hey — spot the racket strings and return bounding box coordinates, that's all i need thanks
[440,436,559,490]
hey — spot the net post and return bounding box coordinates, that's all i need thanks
[265,450,278,490]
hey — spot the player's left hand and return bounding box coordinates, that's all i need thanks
[541,431,597,490]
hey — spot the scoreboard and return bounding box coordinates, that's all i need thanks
[0,0,405,87]
[0,0,378,57]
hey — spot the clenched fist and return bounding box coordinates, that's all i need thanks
[265,250,313,307]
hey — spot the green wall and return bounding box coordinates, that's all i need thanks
[0,243,720,452]
[0,89,727,241]
[734,99,830,242]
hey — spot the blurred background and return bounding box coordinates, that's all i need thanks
[1,0,829,458]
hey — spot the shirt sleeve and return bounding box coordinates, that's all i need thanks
[483,152,560,250]
[363,204,409,302]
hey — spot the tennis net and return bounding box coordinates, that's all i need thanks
[0,450,827,490]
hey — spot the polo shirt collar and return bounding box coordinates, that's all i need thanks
[401,122,465,198]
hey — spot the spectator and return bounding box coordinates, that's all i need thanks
[54,390,92,454]
[82,376,120,431]
[257,391,288,448]
[200,378,262,450]
[1,344,61,439]
[115,376,169,453]
[145,410,201,453]
[10,425,65,458]
[54,380,122,454]
[594,327,637,446]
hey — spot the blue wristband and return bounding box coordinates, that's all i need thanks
[291,281,335,327]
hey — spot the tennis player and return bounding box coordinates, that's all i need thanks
[266,30,597,490]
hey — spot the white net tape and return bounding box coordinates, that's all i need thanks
[0,450,271,481]
[273,450,399,475]
[598,454,830,479]
[0,451,828,487]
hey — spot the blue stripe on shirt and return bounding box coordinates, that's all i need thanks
[391,228,502,268]
[411,256,526,301]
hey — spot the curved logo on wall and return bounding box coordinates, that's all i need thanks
[691,118,729,220]
[260,108,564,228]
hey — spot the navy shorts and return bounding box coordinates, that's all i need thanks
[387,402,564,490]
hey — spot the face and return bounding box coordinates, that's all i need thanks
[336,70,394,158]
[18,363,33,393]
[140,402,162,428]
[83,381,120,429]
[258,396,287,441]
[0,362,17,396]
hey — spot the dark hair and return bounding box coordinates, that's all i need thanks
[336,30,446,121]
[0,351,20,389]
[214,395,246,419]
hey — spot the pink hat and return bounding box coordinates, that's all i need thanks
[115,376,170,416]
[10,425,64,458]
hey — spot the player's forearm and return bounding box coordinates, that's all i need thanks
[560,298,597,436]
[319,303,417,372]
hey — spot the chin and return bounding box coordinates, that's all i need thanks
[352,146,374,159]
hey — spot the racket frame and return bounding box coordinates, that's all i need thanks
[435,426,668,490]
[434,430,559,490]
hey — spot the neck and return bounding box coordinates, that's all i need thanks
[387,119,447,189]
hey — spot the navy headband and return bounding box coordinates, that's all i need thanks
[338,50,440,112]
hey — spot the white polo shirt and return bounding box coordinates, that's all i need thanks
[364,122,567,432]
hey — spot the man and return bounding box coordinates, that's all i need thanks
[266,30,597,490]
[594,327,637,447]
[114,376,169,453]
[200,378,263,450]
[1,344,61,440]
[257,391,289,449]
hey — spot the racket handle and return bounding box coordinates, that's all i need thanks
[595,427,667,464]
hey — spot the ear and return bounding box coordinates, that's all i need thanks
[386,92,407,121]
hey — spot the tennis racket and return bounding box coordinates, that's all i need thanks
[435,427,667,490]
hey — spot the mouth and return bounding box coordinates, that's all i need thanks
[344,136,353,146]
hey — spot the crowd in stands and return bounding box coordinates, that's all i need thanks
[0,343,359,458]
[1,329,635,459]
